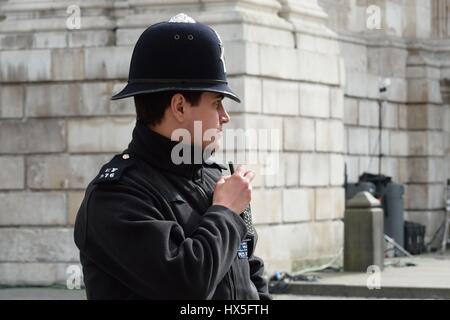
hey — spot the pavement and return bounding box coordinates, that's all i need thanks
[0,251,449,300]
[0,287,320,300]
[282,251,450,299]
[0,288,393,300]
[0,287,87,300]
[0,288,394,300]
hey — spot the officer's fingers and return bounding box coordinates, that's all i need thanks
[234,165,246,176]
[243,170,255,183]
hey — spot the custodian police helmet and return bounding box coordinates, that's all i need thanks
[111,13,241,103]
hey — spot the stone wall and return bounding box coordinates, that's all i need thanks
[0,0,346,284]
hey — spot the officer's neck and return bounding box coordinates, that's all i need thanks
[147,123,175,142]
[147,122,199,148]
[144,122,211,165]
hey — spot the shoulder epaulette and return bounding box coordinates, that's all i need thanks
[93,153,135,184]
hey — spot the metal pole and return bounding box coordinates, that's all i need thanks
[378,79,390,175]
[378,99,382,175]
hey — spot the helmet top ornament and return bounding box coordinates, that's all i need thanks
[168,13,196,23]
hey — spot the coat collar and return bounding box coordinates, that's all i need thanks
[127,121,226,180]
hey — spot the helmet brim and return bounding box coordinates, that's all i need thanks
[111,82,241,103]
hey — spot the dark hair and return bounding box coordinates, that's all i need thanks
[134,91,203,126]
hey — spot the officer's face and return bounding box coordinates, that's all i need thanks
[185,92,230,151]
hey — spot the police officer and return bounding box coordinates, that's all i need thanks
[74,13,271,300]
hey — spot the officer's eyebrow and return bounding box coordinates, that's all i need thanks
[214,94,225,101]
[213,93,224,100]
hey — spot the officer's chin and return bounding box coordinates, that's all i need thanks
[204,139,219,151]
[202,138,221,155]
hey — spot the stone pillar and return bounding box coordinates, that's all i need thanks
[432,0,450,38]
[344,191,384,272]
[441,80,450,182]
[403,0,432,39]
[402,50,447,245]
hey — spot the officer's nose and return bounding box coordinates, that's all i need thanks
[219,105,230,125]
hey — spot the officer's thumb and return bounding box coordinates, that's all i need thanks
[216,175,230,185]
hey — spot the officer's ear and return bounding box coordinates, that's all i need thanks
[169,93,188,123]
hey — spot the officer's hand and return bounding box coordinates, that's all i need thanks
[213,166,255,214]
